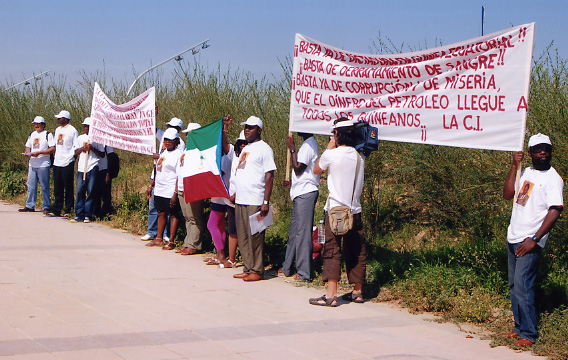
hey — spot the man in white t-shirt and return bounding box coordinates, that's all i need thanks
[48,110,79,218]
[232,116,276,282]
[281,133,319,280]
[501,133,564,346]
[141,117,185,241]
[309,118,367,307]
[72,117,105,223]
[19,116,55,214]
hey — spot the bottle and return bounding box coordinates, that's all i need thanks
[318,220,325,244]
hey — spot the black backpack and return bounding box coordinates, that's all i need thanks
[106,149,120,179]
[352,120,379,156]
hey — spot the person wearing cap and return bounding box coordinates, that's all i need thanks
[172,121,206,255]
[19,116,56,214]
[309,117,367,307]
[71,117,105,223]
[501,133,564,346]
[140,117,185,241]
[280,132,320,280]
[48,110,79,218]
[145,128,184,248]
[232,116,276,281]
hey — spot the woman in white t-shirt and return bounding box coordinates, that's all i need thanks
[145,129,184,249]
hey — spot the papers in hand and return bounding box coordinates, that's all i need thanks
[249,206,274,235]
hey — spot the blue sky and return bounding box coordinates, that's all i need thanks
[2,0,566,89]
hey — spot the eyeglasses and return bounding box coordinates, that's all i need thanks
[530,144,552,153]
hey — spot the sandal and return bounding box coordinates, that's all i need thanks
[145,238,164,247]
[162,241,176,251]
[342,292,364,304]
[219,260,235,269]
[176,247,188,253]
[206,258,221,265]
[309,295,338,307]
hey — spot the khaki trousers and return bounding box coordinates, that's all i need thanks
[235,204,264,275]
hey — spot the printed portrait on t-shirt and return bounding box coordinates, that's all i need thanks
[157,157,165,172]
[33,138,40,149]
[57,134,64,145]
[516,180,534,207]
[237,152,249,170]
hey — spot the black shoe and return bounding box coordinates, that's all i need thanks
[18,207,35,212]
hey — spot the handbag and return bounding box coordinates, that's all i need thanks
[327,153,360,236]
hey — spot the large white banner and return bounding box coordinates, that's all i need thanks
[289,23,534,151]
[89,82,156,155]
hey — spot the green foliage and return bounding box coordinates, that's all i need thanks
[534,307,568,360]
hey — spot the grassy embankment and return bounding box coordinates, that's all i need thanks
[1,53,567,358]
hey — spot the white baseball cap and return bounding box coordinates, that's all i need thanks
[55,110,71,119]
[82,117,93,126]
[236,130,246,141]
[528,133,552,148]
[163,128,180,140]
[240,116,263,129]
[182,122,201,133]
[32,116,45,124]
[166,117,184,129]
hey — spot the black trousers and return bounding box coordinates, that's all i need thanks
[52,161,75,215]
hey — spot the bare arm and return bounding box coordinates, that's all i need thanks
[260,170,275,217]
[222,115,232,155]
[515,207,563,257]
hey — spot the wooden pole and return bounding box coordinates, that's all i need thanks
[512,167,521,203]
[83,147,89,181]
[285,132,292,181]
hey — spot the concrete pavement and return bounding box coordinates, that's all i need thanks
[0,201,538,359]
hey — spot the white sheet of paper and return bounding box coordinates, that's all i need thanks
[249,206,273,235]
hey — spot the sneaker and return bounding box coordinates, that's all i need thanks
[164,236,170,242]
[70,217,82,223]
[18,207,35,212]
[140,234,155,241]
[45,212,58,217]
[61,213,71,219]
[43,209,50,216]
[84,217,91,223]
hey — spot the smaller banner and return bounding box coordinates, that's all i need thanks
[181,118,230,203]
[89,83,156,155]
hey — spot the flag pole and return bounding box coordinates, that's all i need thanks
[285,132,292,182]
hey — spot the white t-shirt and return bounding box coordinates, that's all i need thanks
[74,134,105,173]
[507,166,564,247]
[318,146,365,214]
[98,146,114,171]
[53,124,79,167]
[211,144,235,205]
[25,130,55,168]
[290,136,320,200]
[154,148,182,198]
[234,140,277,206]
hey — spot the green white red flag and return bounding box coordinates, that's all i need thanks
[181,118,229,203]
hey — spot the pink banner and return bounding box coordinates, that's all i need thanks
[89,83,156,155]
[289,23,534,151]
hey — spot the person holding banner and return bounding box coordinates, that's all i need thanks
[309,118,366,307]
[501,133,563,346]
[174,122,205,255]
[19,116,55,214]
[141,118,185,242]
[145,128,184,248]
[232,116,276,282]
[280,133,320,280]
[48,110,79,218]
[72,117,105,223]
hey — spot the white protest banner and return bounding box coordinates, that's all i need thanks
[289,23,534,151]
[89,82,156,155]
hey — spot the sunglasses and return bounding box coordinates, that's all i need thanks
[530,144,552,153]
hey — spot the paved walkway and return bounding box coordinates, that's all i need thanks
[0,201,538,360]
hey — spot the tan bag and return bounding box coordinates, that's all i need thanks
[328,206,353,236]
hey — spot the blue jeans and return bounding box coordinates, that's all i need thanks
[508,242,541,343]
[26,166,51,210]
[147,193,169,238]
[282,190,318,280]
[75,167,98,220]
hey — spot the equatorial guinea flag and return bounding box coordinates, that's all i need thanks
[181,118,229,203]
